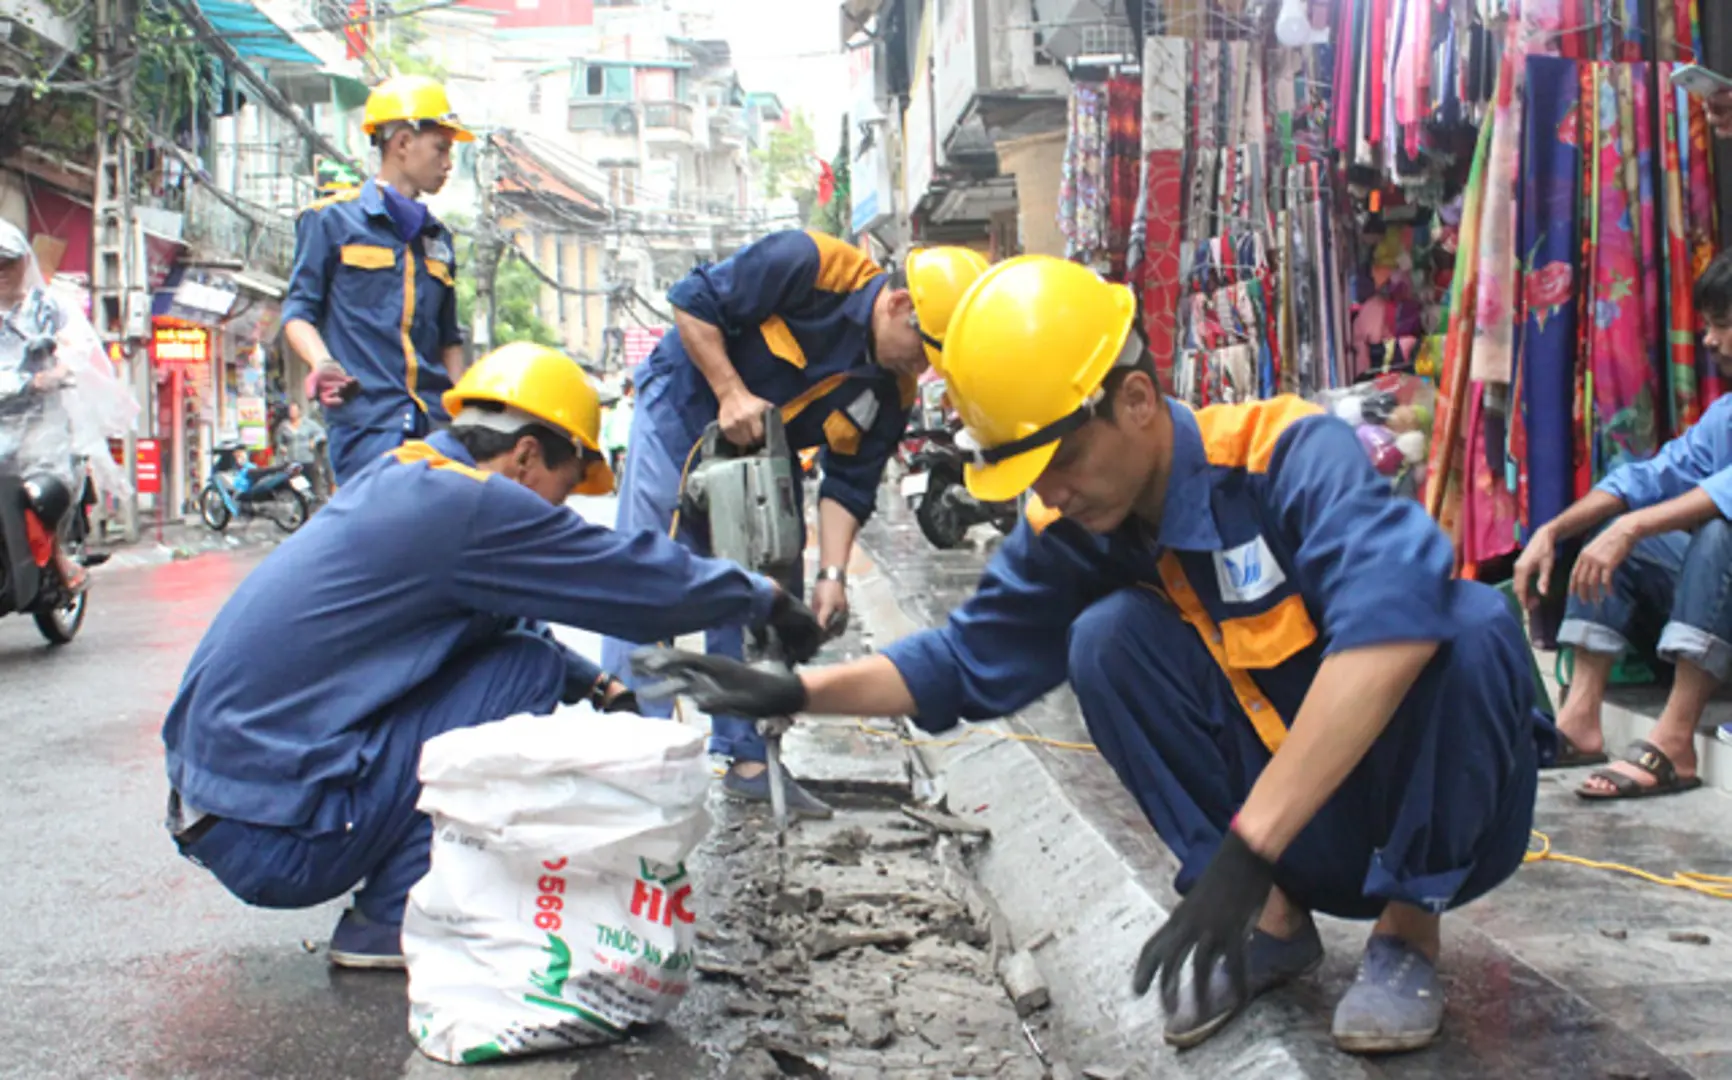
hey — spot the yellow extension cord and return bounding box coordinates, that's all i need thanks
[847,718,1732,900]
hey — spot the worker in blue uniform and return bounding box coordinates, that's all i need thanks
[161,342,822,970]
[282,76,470,485]
[632,257,1557,1054]
[599,233,988,818]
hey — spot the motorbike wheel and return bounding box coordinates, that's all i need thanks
[200,486,231,531]
[33,530,87,646]
[269,489,309,533]
[915,471,971,550]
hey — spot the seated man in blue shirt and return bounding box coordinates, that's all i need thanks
[635,257,1554,1054]
[161,343,821,970]
[600,235,987,817]
[1512,252,1732,799]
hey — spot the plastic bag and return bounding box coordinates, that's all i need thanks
[1310,374,1436,501]
[403,710,712,1065]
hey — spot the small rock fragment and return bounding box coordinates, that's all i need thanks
[1599,928,1629,941]
[811,927,915,959]
[999,949,1051,1017]
[901,804,991,837]
[725,1047,782,1080]
[845,1004,896,1049]
[1668,931,1711,946]
[1083,1067,1128,1080]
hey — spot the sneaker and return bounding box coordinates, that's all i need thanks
[1163,917,1325,1049]
[1331,935,1444,1054]
[722,763,834,820]
[328,908,405,970]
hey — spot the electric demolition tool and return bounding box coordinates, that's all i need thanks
[678,407,806,832]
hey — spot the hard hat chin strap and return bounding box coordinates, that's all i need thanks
[960,332,1144,468]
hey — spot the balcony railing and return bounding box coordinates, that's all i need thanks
[642,101,695,136]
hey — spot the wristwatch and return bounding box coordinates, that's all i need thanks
[816,565,846,586]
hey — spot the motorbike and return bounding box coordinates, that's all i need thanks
[200,445,312,533]
[0,464,104,645]
[900,420,1020,550]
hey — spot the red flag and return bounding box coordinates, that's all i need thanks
[816,159,836,206]
[344,0,371,60]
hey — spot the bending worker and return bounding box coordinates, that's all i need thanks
[282,75,470,485]
[161,343,822,970]
[600,232,987,818]
[635,257,1556,1054]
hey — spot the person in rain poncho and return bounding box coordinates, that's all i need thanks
[0,220,138,588]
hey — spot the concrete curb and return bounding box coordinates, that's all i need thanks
[848,562,1373,1080]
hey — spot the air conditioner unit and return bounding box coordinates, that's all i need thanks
[609,107,639,135]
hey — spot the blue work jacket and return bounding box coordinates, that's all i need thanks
[639,229,915,523]
[1597,392,1732,516]
[161,430,777,831]
[882,397,1472,751]
[281,178,463,433]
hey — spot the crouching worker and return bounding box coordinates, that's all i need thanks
[634,257,1556,1053]
[1511,252,1732,797]
[161,342,821,970]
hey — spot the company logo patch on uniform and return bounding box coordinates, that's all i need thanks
[1213,536,1285,605]
[845,389,880,431]
[425,238,454,265]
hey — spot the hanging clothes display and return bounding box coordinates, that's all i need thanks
[1067,0,1722,574]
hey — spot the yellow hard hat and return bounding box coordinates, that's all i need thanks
[941,255,1138,502]
[362,75,474,143]
[903,246,990,370]
[443,342,614,495]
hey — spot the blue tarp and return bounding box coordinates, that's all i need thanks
[196,0,322,67]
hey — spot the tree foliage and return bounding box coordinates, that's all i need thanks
[753,108,818,211]
[452,230,562,349]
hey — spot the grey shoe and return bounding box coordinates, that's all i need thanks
[722,763,834,820]
[1163,917,1325,1049]
[1331,935,1444,1054]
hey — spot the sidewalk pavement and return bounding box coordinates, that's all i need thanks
[853,500,1732,1080]
[95,517,284,570]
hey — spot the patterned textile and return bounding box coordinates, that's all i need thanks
[1060,83,1109,261]
[1517,56,1584,535]
[1107,76,1143,279]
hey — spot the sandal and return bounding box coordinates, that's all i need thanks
[1545,732,1608,769]
[1577,740,1702,800]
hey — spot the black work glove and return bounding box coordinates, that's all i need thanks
[762,588,824,665]
[631,648,808,718]
[601,689,640,714]
[1131,829,1277,1013]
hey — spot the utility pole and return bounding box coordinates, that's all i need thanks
[471,136,502,352]
[92,0,141,541]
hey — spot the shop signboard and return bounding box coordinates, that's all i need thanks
[150,325,209,366]
[237,396,268,450]
[134,439,161,496]
[847,43,891,237]
[904,1,936,207]
[933,0,984,159]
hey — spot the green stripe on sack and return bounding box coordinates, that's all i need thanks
[460,1042,507,1064]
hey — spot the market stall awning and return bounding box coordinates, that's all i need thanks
[195,0,322,67]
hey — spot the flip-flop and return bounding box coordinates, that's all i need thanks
[1577,740,1702,800]
[1544,732,1609,769]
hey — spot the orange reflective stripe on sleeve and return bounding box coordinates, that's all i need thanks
[807,230,883,294]
[1148,552,1288,754]
[389,441,492,482]
[778,373,850,424]
[1193,395,1323,473]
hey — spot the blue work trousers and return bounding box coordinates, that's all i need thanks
[1067,581,1549,919]
[327,406,435,487]
[600,373,785,763]
[1558,518,1732,682]
[178,632,565,925]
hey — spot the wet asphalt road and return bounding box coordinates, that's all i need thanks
[0,538,721,1080]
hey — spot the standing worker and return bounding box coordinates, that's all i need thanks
[601,375,634,475]
[162,342,822,969]
[282,75,470,485]
[599,233,987,818]
[633,256,1556,1054]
